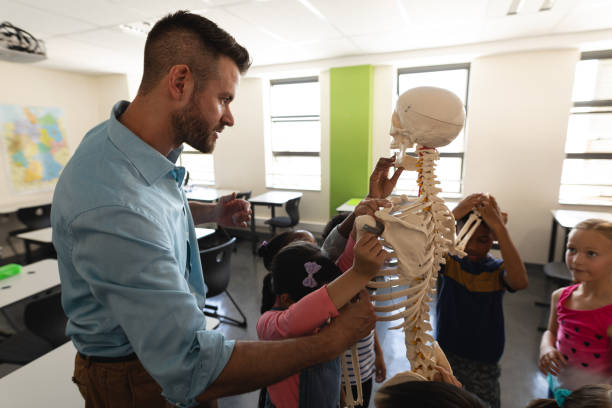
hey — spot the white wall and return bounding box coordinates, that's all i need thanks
[0,61,129,213]
[228,48,612,264]
[463,49,578,263]
[213,73,332,227]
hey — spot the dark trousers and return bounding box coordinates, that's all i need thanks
[349,378,373,408]
[72,352,217,408]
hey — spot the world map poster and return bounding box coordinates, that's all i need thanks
[0,105,70,192]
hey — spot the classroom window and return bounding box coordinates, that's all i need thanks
[559,51,612,205]
[179,144,215,186]
[266,77,321,191]
[394,64,470,197]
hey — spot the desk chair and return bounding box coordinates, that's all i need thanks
[0,292,68,365]
[200,237,247,328]
[535,262,573,331]
[264,197,301,235]
[236,190,252,201]
[7,204,53,261]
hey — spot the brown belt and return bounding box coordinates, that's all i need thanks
[78,352,137,363]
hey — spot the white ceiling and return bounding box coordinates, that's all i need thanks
[3,0,612,75]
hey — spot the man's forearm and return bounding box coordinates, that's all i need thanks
[188,201,217,225]
[198,335,338,401]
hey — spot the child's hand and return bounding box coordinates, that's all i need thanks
[353,232,387,279]
[452,193,485,220]
[351,198,391,239]
[433,365,462,388]
[478,196,505,232]
[354,198,391,218]
[368,156,403,199]
[539,347,566,376]
[375,352,387,383]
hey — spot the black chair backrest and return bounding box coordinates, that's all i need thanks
[200,237,237,298]
[16,204,51,230]
[24,292,69,347]
[285,197,300,226]
[236,191,252,200]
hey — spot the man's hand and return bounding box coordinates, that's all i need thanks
[353,232,387,280]
[324,290,376,352]
[368,156,403,199]
[215,193,251,228]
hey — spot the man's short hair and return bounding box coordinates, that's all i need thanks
[139,11,251,95]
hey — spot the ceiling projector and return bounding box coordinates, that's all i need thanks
[0,21,47,63]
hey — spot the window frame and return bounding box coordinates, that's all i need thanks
[178,149,215,186]
[559,50,612,205]
[395,63,471,196]
[266,76,321,191]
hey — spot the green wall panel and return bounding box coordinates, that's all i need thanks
[329,65,374,216]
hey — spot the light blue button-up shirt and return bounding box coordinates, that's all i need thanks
[51,101,234,407]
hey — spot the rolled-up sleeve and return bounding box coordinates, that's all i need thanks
[70,206,233,407]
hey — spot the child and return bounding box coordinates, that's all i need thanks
[258,230,317,272]
[526,384,612,408]
[538,219,612,395]
[336,226,387,408]
[257,234,387,408]
[435,193,529,408]
[374,379,486,408]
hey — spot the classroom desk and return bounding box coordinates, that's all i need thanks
[195,227,215,240]
[15,226,54,263]
[335,197,459,213]
[0,341,81,407]
[547,209,612,262]
[185,186,235,203]
[0,259,59,310]
[336,198,363,213]
[249,191,303,253]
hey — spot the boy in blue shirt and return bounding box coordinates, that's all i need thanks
[435,194,529,408]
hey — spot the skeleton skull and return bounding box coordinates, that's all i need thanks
[390,86,466,168]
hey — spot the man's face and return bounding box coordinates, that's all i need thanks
[172,56,240,153]
[465,224,494,262]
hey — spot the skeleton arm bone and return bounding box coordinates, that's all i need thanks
[454,211,482,252]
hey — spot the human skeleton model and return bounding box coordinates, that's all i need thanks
[341,87,482,407]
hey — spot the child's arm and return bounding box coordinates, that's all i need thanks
[451,193,485,220]
[256,287,339,340]
[480,196,528,290]
[539,288,566,376]
[374,331,386,383]
[367,156,403,199]
[335,198,390,241]
[326,232,387,310]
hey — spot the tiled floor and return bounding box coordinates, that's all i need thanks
[0,237,552,407]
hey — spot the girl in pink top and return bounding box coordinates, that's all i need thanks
[257,234,387,408]
[539,218,612,392]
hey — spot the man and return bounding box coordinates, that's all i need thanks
[52,11,376,408]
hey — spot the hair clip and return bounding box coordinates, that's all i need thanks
[302,261,321,288]
[261,240,268,247]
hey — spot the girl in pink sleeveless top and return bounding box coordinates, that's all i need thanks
[538,218,612,392]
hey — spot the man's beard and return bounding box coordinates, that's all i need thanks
[171,99,216,154]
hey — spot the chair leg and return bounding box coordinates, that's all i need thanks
[203,290,247,328]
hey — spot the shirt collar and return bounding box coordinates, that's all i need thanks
[107,101,183,186]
